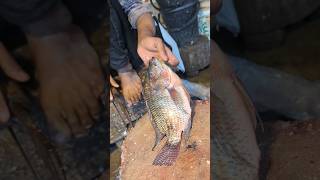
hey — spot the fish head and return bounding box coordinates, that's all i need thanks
[148,58,171,89]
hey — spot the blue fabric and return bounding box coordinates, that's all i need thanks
[158,22,186,73]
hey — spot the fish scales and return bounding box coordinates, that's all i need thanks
[141,58,192,166]
[144,79,186,144]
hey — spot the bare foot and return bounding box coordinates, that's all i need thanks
[118,70,142,106]
[27,25,104,143]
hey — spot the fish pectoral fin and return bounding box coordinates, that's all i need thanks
[190,100,196,124]
[150,117,165,151]
[146,103,165,151]
[153,142,181,166]
[152,130,165,151]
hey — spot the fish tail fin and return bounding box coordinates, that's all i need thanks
[153,142,181,166]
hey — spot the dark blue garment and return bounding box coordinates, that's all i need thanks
[109,0,144,72]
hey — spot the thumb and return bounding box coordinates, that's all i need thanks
[0,43,30,82]
[164,46,178,66]
[110,76,119,88]
[155,39,168,61]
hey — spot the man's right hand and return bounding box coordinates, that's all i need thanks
[0,42,30,123]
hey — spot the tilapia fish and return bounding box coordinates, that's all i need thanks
[141,58,192,166]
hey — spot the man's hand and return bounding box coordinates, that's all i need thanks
[0,42,30,123]
[137,36,178,67]
[136,13,178,67]
[26,25,104,143]
[110,76,119,101]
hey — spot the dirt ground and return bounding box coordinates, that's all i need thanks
[265,120,320,180]
[120,102,210,180]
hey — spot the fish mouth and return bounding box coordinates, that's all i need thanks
[148,58,162,79]
[149,58,159,67]
[149,58,168,67]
